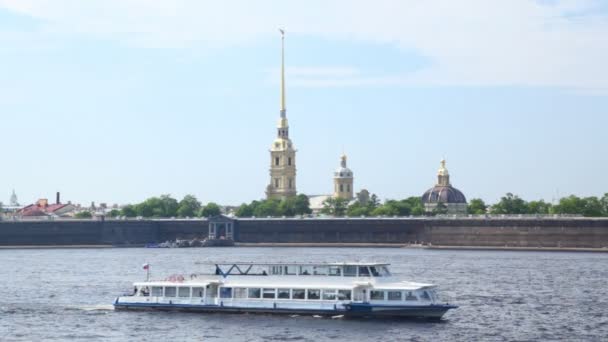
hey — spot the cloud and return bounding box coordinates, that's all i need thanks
[0,0,607,93]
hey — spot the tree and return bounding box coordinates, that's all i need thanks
[74,211,92,218]
[159,194,179,217]
[200,202,221,217]
[601,193,608,216]
[527,200,552,215]
[121,204,136,217]
[346,201,370,217]
[321,197,349,216]
[177,195,201,217]
[253,199,280,217]
[491,193,528,214]
[235,203,253,217]
[551,195,601,216]
[293,194,312,215]
[108,209,121,217]
[468,198,487,215]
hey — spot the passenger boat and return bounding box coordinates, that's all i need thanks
[113,262,457,320]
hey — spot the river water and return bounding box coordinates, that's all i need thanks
[0,247,607,341]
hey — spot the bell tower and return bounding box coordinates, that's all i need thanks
[333,154,354,200]
[266,29,297,200]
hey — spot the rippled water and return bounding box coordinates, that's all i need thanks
[1,247,607,341]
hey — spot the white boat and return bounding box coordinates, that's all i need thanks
[113,262,457,320]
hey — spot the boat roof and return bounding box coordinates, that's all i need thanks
[198,261,390,267]
[133,279,435,291]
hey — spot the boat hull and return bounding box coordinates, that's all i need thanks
[113,299,456,320]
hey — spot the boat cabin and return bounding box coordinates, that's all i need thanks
[207,262,392,278]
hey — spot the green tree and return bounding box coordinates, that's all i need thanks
[108,209,121,217]
[235,203,253,217]
[74,211,92,218]
[346,201,371,217]
[491,193,528,214]
[601,193,608,216]
[527,200,552,215]
[159,194,179,217]
[293,194,312,215]
[321,197,349,216]
[253,199,280,217]
[468,198,487,215]
[177,195,201,217]
[200,202,222,217]
[121,204,136,217]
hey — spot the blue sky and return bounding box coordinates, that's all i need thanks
[1,0,607,206]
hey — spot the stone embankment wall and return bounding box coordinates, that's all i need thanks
[1,217,607,248]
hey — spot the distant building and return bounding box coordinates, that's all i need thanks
[309,154,357,213]
[10,189,19,206]
[18,193,76,217]
[421,159,467,214]
[266,30,297,200]
[333,154,354,200]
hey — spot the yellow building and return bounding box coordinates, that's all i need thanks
[333,154,354,200]
[266,30,297,200]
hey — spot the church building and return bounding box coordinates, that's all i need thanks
[421,159,467,214]
[266,30,297,200]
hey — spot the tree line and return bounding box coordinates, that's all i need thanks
[108,194,221,218]
[468,193,608,217]
[98,191,608,219]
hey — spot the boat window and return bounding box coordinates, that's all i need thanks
[277,289,290,299]
[322,290,337,300]
[379,266,391,277]
[358,267,371,277]
[284,265,297,275]
[164,287,177,297]
[338,290,352,300]
[151,287,163,297]
[421,291,431,301]
[192,287,205,298]
[370,291,385,300]
[343,266,357,277]
[388,291,402,301]
[307,289,321,300]
[292,289,305,299]
[248,288,261,299]
[299,266,313,276]
[263,288,276,299]
[313,266,328,275]
[369,267,381,277]
[329,266,341,276]
[220,287,233,299]
[270,266,282,275]
[234,288,247,299]
[178,287,190,298]
[405,292,418,301]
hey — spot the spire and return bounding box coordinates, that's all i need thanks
[279,28,286,117]
[437,159,450,186]
[341,154,347,168]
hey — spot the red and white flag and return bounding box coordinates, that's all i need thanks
[142,263,150,270]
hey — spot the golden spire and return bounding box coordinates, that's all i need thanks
[279,28,286,116]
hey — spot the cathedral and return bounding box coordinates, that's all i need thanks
[421,159,467,214]
[265,29,297,200]
[265,30,355,208]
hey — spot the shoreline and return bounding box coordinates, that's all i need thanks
[0,243,607,252]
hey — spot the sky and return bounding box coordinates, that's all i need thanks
[1,0,608,206]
